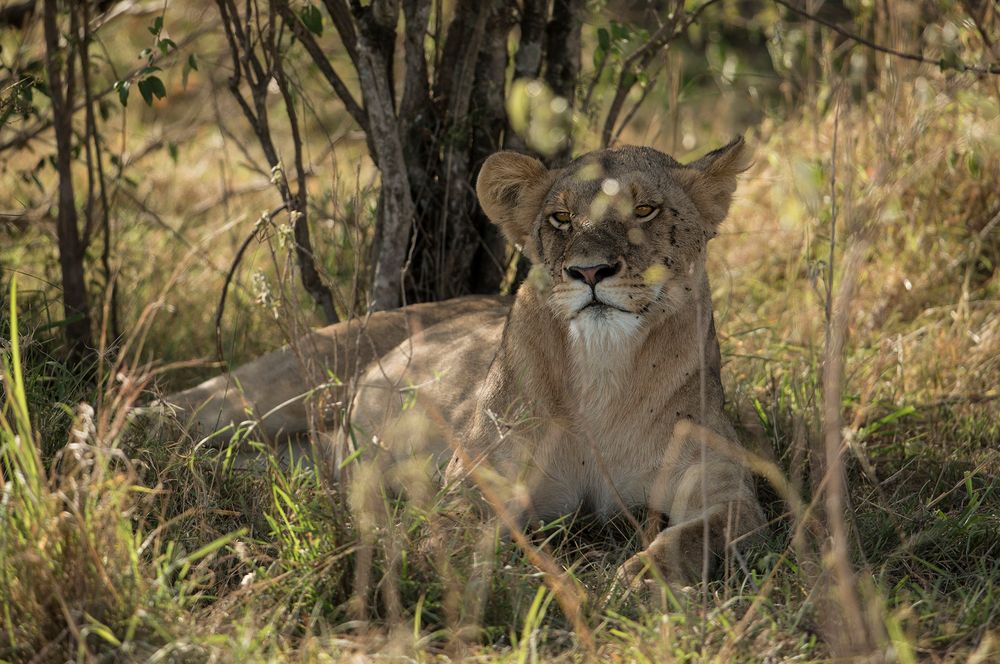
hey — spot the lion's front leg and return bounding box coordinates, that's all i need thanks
[615,502,756,587]
[616,460,764,588]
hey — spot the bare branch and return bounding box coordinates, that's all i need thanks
[600,0,723,148]
[272,16,339,324]
[274,1,369,133]
[79,0,119,341]
[320,0,360,64]
[217,0,339,323]
[773,0,1000,75]
[215,204,287,367]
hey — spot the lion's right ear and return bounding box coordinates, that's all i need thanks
[477,152,553,249]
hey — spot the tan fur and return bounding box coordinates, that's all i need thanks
[164,139,765,586]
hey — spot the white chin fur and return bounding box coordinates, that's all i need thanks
[568,306,642,359]
[568,307,642,410]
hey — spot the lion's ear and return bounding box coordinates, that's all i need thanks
[477,151,553,249]
[671,136,751,228]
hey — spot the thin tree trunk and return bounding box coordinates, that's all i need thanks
[505,0,549,154]
[43,0,92,360]
[543,0,584,165]
[435,2,488,300]
[468,0,517,293]
[78,0,119,341]
[355,7,415,310]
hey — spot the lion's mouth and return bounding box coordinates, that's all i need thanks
[578,298,631,315]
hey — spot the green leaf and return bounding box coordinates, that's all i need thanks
[182,54,198,89]
[597,27,610,51]
[137,76,166,106]
[114,80,130,107]
[158,38,177,56]
[167,141,178,163]
[149,76,166,99]
[593,45,606,70]
[966,151,982,178]
[137,79,153,106]
[300,4,323,36]
[149,15,163,36]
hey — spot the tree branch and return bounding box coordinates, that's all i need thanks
[272,19,339,324]
[321,0,360,65]
[600,0,726,148]
[217,0,339,323]
[274,0,368,134]
[215,204,288,367]
[773,0,1000,75]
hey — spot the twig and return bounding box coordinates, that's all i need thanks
[0,27,213,153]
[600,0,723,147]
[216,0,339,323]
[272,11,340,324]
[214,204,287,368]
[610,70,660,145]
[273,0,368,132]
[79,0,119,341]
[773,0,1000,75]
[824,86,842,340]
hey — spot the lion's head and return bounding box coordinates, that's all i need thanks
[477,138,750,350]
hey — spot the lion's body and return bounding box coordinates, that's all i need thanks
[166,139,766,585]
[168,295,508,447]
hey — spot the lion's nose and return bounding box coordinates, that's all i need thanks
[565,262,621,287]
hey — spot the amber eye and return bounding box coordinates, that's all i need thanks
[548,211,572,229]
[634,204,658,220]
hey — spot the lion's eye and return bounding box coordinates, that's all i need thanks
[634,205,658,220]
[549,211,572,229]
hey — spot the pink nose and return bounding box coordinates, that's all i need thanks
[565,263,621,287]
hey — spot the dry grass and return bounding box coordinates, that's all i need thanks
[3,2,1000,662]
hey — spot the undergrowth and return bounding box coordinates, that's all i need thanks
[3,12,1000,663]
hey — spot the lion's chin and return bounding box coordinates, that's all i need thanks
[568,306,643,355]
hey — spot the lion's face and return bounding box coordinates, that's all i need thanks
[477,139,749,345]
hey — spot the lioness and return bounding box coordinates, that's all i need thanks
[166,138,765,585]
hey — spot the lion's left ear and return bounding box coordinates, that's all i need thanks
[671,136,752,227]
